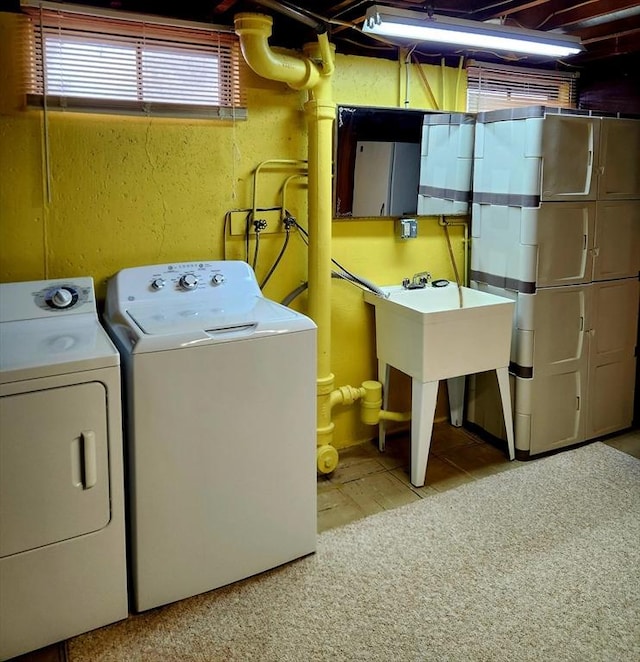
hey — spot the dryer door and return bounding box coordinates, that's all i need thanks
[0,382,110,557]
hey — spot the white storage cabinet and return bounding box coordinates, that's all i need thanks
[468,107,640,457]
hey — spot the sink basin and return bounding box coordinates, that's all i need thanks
[364,283,516,487]
[363,285,515,382]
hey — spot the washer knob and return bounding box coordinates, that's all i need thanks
[179,273,199,291]
[151,278,166,291]
[50,287,75,309]
[211,273,225,286]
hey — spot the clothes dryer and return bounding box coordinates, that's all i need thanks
[103,261,317,612]
[0,278,128,661]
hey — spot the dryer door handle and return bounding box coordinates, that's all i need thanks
[81,430,98,489]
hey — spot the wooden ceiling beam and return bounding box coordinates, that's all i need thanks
[577,16,640,44]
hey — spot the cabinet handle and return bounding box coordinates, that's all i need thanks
[576,396,581,411]
[81,430,97,489]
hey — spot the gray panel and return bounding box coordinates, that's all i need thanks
[472,191,541,207]
[419,185,471,202]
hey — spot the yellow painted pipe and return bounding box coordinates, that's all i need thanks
[316,32,335,77]
[234,14,341,475]
[302,42,338,473]
[360,380,411,426]
[234,14,320,90]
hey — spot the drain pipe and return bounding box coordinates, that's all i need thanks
[234,12,342,474]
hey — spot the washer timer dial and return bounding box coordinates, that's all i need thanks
[178,273,199,291]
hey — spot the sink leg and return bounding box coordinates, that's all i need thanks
[496,367,515,461]
[447,376,465,427]
[378,360,390,451]
[411,379,439,487]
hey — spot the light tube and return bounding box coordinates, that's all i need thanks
[363,6,584,58]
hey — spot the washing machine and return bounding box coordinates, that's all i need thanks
[0,278,128,661]
[103,260,317,612]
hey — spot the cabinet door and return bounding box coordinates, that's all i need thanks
[526,286,590,454]
[593,200,640,281]
[530,286,588,369]
[598,118,640,199]
[586,278,639,438]
[541,115,599,201]
[352,141,393,216]
[525,370,587,455]
[536,202,595,287]
[0,382,110,557]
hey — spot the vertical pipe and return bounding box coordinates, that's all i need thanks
[234,16,340,473]
[305,89,334,380]
[302,43,338,473]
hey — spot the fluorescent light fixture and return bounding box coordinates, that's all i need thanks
[363,5,584,58]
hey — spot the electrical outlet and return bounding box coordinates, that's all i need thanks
[228,209,290,236]
[398,218,418,239]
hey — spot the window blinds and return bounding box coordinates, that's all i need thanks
[22,2,247,118]
[466,61,577,112]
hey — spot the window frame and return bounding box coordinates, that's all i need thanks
[22,1,247,120]
[466,60,578,113]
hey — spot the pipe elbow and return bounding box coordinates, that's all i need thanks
[234,13,320,90]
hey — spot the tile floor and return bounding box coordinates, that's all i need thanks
[318,422,640,532]
[11,423,640,662]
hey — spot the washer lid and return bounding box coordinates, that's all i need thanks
[122,296,315,352]
[0,316,119,384]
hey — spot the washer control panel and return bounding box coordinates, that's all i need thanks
[107,261,261,308]
[146,263,230,294]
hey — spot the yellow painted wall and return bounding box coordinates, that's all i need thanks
[0,11,467,450]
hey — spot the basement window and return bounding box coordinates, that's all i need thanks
[466,61,578,112]
[22,2,247,119]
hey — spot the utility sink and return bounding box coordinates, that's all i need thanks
[363,285,515,382]
[364,284,516,487]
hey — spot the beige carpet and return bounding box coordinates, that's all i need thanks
[69,442,640,661]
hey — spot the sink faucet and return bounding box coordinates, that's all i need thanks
[402,271,432,289]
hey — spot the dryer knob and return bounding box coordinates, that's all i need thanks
[151,278,166,290]
[211,273,225,286]
[50,287,75,309]
[179,273,199,290]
